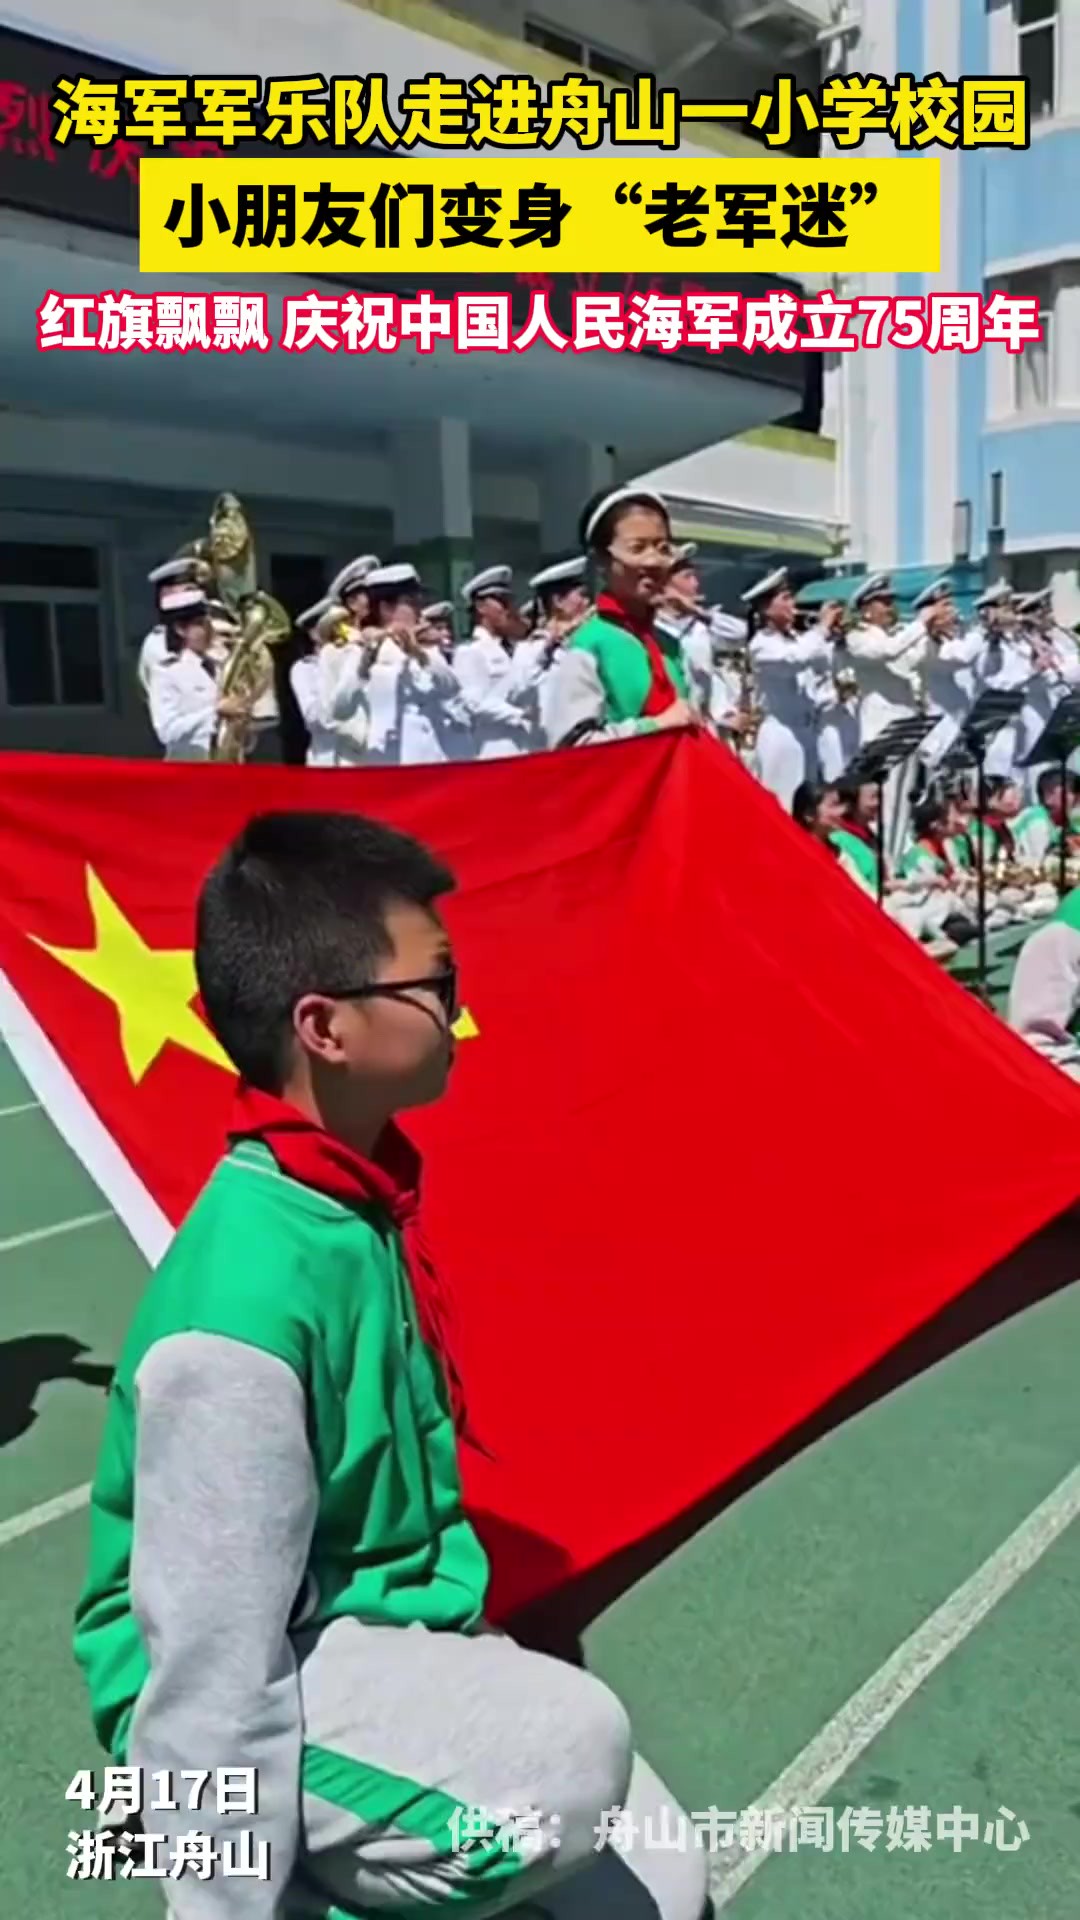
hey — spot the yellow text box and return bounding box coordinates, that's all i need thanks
[140,157,939,275]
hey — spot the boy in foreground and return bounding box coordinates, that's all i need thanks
[74,812,708,1920]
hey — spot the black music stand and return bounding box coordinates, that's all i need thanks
[841,715,937,904]
[1020,688,1080,900]
[959,688,1026,997]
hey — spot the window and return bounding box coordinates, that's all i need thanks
[269,552,328,621]
[989,469,1006,536]
[524,18,643,87]
[1003,267,1055,411]
[1018,0,1057,121]
[0,541,107,709]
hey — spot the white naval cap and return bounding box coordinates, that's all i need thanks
[149,557,201,588]
[914,576,954,611]
[297,593,334,629]
[462,564,513,603]
[740,565,790,609]
[329,554,380,600]
[366,562,421,593]
[159,582,207,617]
[1017,586,1053,615]
[671,542,698,567]
[850,571,894,609]
[528,556,588,593]
[975,578,1013,613]
[421,600,453,622]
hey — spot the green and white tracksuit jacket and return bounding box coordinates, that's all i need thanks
[73,1141,703,1920]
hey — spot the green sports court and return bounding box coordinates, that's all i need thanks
[3,1026,1079,1917]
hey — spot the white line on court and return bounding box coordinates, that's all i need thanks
[0,1483,91,1549]
[710,1457,1080,1908]
[0,1394,1077,1907]
[0,1099,40,1119]
[0,1209,113,1256]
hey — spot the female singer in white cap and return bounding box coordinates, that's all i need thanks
[743,567,833,808]
[543,488,694,748]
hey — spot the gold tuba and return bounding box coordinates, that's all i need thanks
[213,590,291,763]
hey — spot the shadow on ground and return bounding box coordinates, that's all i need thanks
[0,1334,113,1449]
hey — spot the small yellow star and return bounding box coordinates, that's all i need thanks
[33,867,232,1083]
[32,865,480,1085]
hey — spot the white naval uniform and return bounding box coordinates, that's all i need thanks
[289,652,343,768]
[1015,629,1080,790]
[808,654,858,785]
[660,608,743,740]
[973,631,1030,780]
[148,649,218,761]
[749,623,832,809]
[845,617,928,860]
[314,640,372,767]
[138,625,169,697]
[400,646,472,764]
[452,630,533,759]
[920,627,984,766]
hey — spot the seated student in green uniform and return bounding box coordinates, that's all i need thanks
[970,776,1022,867]
[899,794,968,885]
[1013,769,1080,869]
[543,487,695,748]
[833,782,974,953]
[792,778,846,856]
[829,777,885,894]
[73,810,708,1920]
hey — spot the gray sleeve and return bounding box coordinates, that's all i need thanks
[542,649,659,749]
[127,1331,318,1917]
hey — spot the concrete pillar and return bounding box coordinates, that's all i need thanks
[539,441,615,562]
[389,417,473,605]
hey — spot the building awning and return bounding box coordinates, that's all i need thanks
[672,518,837,560]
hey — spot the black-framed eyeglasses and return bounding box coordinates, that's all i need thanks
[316,966,459,1024]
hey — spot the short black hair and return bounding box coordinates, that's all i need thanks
[1038,767,1065,805]
[195,811,454,1090]
[792,779,830,831]
[578,488,671,556]
[912,794,946,838]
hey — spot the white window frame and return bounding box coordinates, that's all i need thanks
[0,558,109,714]
[998,265,1058,415]
[1017,0,1058,122]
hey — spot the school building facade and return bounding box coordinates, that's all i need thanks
[0,0,842,757]
[831,0,1080,624]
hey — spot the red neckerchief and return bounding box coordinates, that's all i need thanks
[918,833,954,873]
[595,591,677,717]
[839,817,880,853]
[227,1085,478,1447]
[983,814,1015,861]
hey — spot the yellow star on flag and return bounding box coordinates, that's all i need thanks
[33,867,232,1083]
[33,866,479,1086]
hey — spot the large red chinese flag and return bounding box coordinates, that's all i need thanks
[0,736,1077,1618]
